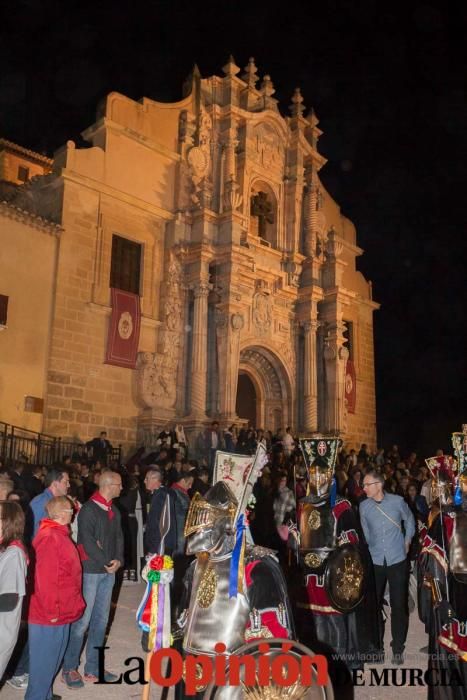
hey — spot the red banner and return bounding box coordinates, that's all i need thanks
[105,288,141,369]
[345,359,356,414]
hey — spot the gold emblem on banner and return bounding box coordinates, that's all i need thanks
[117,311,133,340]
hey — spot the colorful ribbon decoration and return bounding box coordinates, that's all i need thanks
[136,554,174,650]
[229,513,246,598]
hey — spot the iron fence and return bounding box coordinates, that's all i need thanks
[0,421,121,467]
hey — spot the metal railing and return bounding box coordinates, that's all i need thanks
[0,421,121,467]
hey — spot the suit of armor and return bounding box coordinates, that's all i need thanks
[419,441,467,700]
[175,447,295,699]
[295,437,380,669]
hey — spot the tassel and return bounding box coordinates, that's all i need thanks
[148,585,159,650]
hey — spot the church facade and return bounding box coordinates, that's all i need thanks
[0,58,379,453]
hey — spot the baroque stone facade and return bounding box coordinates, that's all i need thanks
[0,58,379,453]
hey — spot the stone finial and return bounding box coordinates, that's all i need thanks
[182,64,202,97]
[289,87,305,117]
[222,55,241,77]
[241,57,259,87]
[307,107,319,127]
[260,74,275,97]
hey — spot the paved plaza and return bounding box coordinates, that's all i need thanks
[0,581,429,700]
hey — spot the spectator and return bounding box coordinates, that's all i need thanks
[204,421,222,474]
[87,431,113,465]
[346,466,366,507]
[26,496,85,700]
[283,427,295,458]
[360,470,415,665]
[189,467,210,498]
[223,424,238,453]
[22,465,44,501]
[62,471,123,688]
[8,461,27,492]
[357,443,370,465]
[118,473,141,582]
[170,472,194,555]
[170,471,194,610]
[405,482,429,524]
[29,468,71,540]
[143,468,175,556]
[173,423,188,459]
[272,472,296,528]
[0,501,28,680]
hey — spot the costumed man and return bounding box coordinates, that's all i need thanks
[419,429,467,700]
[175,444,328,699]
[295,437,380,672]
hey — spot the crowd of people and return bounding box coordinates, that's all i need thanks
[0,422,463,698]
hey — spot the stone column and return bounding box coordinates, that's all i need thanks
[303,164,317,258]
[323,322,348,434]
[302,319,319,432]
[216,310,244,420]
[190,280,211,416]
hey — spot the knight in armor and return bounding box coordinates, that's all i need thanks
[418,429,467,700]
[175,445,296,698]
[295,437,381,670]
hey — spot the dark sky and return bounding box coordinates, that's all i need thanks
[1,0,466,455]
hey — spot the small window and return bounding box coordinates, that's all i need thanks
[0,295,8,325]
[109,235,142,295]
[343,321,354,360]
[17,165,30,182]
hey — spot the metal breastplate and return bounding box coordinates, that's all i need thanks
[184,555,250,656]
[450,511,467,578]
[299,500,336,555]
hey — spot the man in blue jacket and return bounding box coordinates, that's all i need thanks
[360,469,415,665]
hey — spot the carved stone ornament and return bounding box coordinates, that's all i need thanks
[136,351,177,409]
[187,146,209,178]
[252,292,272,335]
[231,313,244,331]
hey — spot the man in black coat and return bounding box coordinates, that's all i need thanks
[87,431,113,465]
[143,467,176,555]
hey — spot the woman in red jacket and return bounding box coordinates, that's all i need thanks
[26,496,85,700]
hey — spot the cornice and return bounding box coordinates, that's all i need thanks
[0,200,62,236]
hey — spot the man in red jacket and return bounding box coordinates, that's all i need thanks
[26,496,85,700]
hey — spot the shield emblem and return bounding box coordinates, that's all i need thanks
[324,544,364,613]
[203,638,334,700]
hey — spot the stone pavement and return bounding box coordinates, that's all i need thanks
[0,584,430,700]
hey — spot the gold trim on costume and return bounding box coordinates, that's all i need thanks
[196,564,218,608]
[184,491,237,537]
[304,552,323,568]
[307,509,321,530]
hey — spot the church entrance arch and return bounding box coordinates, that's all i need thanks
[236,346,292,431]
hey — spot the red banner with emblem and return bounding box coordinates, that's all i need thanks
[105,288,141,369]
[345,359,356,414]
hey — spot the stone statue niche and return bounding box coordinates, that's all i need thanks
[250,190,275,245]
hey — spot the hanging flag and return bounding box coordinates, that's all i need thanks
[105,288,141,369]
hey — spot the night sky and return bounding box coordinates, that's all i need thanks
[1,0,466,456]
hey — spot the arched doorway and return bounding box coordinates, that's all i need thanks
[235,373,257,426]
[236,346,292,430]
